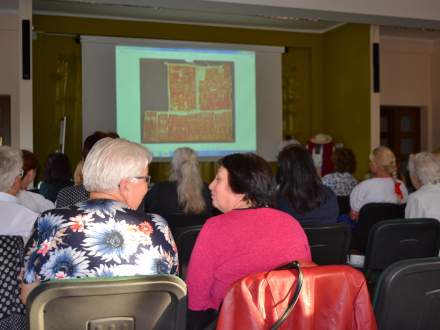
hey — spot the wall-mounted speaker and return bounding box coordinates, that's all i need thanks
[22,19,31,80]
[373,42,380,93]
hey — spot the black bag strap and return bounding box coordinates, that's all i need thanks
[270,261,304,330]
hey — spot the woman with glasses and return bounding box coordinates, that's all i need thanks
[186,153,311,328]
[21,138,178,303]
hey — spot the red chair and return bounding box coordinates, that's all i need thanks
[217,261,377,330]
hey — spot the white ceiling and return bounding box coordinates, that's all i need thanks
[32,0,440,35]
[32,0,340,32]
[380,25,440,41]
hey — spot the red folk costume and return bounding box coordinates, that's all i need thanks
[306,134,334,177]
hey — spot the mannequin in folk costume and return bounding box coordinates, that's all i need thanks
[306,134,334,177]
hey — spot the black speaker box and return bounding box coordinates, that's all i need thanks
[22,19,31,80]
[373,43,380,93]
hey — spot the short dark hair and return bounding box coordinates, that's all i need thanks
[219,153,275,208]
[277,144,326,214]
[83,131,119,160]
[332,148,356,173]
[44,152,72,183]
[21,149,38,177]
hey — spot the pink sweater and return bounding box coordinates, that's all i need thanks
[186,208,311,311]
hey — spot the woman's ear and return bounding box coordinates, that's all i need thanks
[410,174,422,190]
[9,176,22,195]
[21,169,36,190]
[118,178,129,193]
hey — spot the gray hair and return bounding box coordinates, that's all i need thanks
[169,147,206,214]
[408,152,440,185]
[83,138,152,192]
[0,146,23,192]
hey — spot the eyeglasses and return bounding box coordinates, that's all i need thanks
[130,175,151,185]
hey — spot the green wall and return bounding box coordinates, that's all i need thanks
[32,15,370,182]
[323,24,371,179]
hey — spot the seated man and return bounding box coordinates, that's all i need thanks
[405,152,440,220]
[0,146,38,242]
[21,138,178,303]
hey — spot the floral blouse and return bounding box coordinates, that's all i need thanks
[322,172,358,196]
[23,199,178,284]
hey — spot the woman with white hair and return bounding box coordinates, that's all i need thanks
[350,146,408,220]
[144,147,213,229]
[21,138,178,303]
[405,152,440,220]
[0,146,38,241]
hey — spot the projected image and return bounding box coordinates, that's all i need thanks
[116,45,256,158]
[140,60,235,143]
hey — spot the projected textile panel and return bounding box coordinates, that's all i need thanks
[140,59,235,143]
[115,44,258,159]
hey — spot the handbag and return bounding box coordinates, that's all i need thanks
[270,261,303,330]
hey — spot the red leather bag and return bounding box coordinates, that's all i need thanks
[216,261,377,330]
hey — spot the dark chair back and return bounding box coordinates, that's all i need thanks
[364,218,440,271]
[374,257,440,330]
[27,275,187,330]
[165,213,208,234]
[337,195,351,215]
[175,225,203,279]
[351,202,406,253]
[303,223,351,265]
[0,235,25,329]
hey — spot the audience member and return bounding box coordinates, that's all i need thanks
[186,153,311,326]
[16,150,54,213]
[21,138,178,303]
[0,146,38,242]
[144,147,213,228]
[350,146,408,220]
[405,152,440,220]
[38,152,73,202]
[276,144,339,226]
[322,147,358,196]
[55,131,117,207]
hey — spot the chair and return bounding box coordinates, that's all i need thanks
[303,223,351,265]
[217,262,377,330]
[0,235,25,330]
[373,257,440,330]
[351,202,406,253]
[337,195,351,215]
[364,218,440,272]
[174,225,203,279]
[165,213,207,234]
[27,275,187,330]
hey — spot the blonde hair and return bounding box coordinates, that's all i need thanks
[169,147,206,214]
[73,160,84,185]
[370,146,398,179]
[370,146,404,202]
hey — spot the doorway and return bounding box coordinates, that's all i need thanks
[380,106,421,176]
[0,95,11,146]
